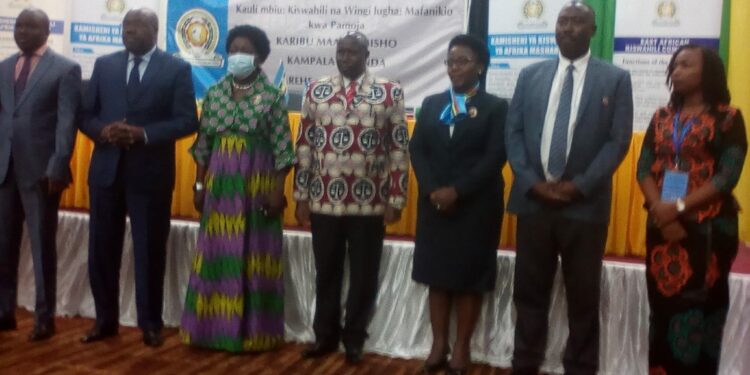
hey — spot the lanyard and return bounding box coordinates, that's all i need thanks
[672,111,696,165]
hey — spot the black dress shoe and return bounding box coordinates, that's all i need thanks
[301,341,338,358]
[345,346,364,364]
[28,323,55,341]
[80,325,118,343]
[142,329,164,347]
[0,316,17,331]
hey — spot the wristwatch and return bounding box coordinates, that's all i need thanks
[193,182,205,192]
[675,198,686,213]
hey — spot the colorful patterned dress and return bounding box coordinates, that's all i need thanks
[180,73,295,352]
[637,105,747,374]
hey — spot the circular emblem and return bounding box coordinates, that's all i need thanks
[330,126,354,152]
[327,178,348,203]
[352,178,376,204]
[175,8,223,67]
[657,1,676,19]
[390,85,403,101]
[523,0,544,19]
[352,93,365,106]
[358,128,381,153]
[379,179,390,200]
[312,82,336,103]
[313,127,327,150]
[468,107,478,118]
[399,173,408,192]
[106,0,126,13]
[309,176,324,201]
[295,170,311,189]
[392,126,409,148]
[365,84,387,105]
[304,124,317,144]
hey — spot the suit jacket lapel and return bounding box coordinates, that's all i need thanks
[15,49,54,109]
[450,91,482,145]
[529,60,557,166]
[130,49,164,107]
[436,91,452,146]
[2,58,16,109]
[575,58,598,123]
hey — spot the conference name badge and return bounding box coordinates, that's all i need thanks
[661,170,688,202]
[174,8,224,68]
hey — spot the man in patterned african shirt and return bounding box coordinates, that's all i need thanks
[294,32,409,364]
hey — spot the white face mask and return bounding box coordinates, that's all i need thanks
[227,53,255,79]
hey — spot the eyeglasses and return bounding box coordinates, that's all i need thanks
[444,58,474,68]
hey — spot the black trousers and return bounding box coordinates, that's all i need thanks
[512,212,608,375]
[309,213,385,348]
[87,178,172,332]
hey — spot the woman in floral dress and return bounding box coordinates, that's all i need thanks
[181,25,295,352]
[637,45,746,374]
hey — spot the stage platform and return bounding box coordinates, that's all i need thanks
[14,211,750,375]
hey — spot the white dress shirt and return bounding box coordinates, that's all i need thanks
[541,50,591,181]
[126,46,157,84]
[125,46,157,143]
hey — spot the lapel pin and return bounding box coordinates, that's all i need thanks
[602,96,609,106]
[468,107,478,118]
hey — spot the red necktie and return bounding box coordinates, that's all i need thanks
[14,53,32,101]
[345,80,357,104]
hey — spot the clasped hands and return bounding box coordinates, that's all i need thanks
[649,201,687,242]
[100,120,145,149]
[430,186,458,214]
[532,180,581,207]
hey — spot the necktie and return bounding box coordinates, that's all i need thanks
[14,53,33,102]
[548,64,575,179]
[345,80,357,105]
[127,56,142,104]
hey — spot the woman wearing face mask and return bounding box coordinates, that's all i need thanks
[180,25,295,352]
[409,34,507,375]
[637,45,746,374]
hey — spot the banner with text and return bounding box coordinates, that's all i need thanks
[67,0,160,78]
[613,0,723,131]
[168,0,465,108]
[486,0,568,99]
[0,0,66,59]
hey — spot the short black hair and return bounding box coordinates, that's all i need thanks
[226,25,271,63]
[667,44,730,109]
[340,31,369,53]
[448,34,490,68]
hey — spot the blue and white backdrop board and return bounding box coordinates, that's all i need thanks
[485,0,569,99]
[613,0,724,131]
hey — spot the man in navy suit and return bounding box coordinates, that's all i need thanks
[79,8,198,347]
[505,2,633,374]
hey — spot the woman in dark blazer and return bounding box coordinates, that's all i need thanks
[409,34,507,374]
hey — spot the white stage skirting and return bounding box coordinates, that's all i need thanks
[14,211,750,374]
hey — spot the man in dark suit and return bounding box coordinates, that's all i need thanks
[0,7,81,341]
[505,2,633,374]
[78,8,197,347]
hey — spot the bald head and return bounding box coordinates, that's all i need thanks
[122,8,158,56]
[555,1,597,60]
[336,32,370,80]
[14,7,50,53]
